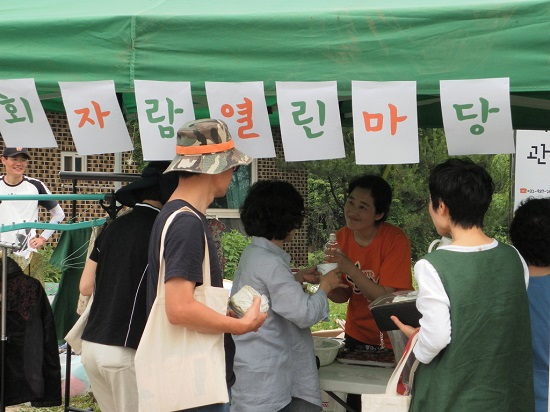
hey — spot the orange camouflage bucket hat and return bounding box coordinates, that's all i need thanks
[164,118,253,175]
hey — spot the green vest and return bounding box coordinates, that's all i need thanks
[411,243,534,412]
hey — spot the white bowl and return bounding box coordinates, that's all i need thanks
[313,337,344,366]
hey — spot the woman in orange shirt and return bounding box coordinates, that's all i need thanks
[327,174,413,349]
[326,174,412,410]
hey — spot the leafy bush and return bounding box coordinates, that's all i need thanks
[308,250,325,267]
[35,245,62,283]
[311,300,348,332]
[221,229,251,280]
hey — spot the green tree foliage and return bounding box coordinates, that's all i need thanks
[127,119,147,172]
[221,229,251,280]
[280,128,512,264]
[281,129,383,247]
[35,245,62,283]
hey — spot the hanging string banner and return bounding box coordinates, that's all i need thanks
[206,81,275,159]
[0,77,533,163]
[440,78,515,156]
[59,80,133,155]
[134,80,195,161]
[352,81,419,165]
[0,78,57,148]
[276,81,345,162]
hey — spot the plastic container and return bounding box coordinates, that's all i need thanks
[228,285,269,318]
[313,337,344,366]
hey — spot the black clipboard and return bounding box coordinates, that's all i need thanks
[370,295,422,332]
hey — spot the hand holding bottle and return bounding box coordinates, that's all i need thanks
[322,233,355,278]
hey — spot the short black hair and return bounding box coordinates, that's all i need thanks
[240,180,304,241]
[510,197,550,267]
[347,175,392,222]
[429,158,494,229]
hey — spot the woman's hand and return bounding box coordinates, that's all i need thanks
[324,250,354,276]
[318,269,348,295]
[391,316,420,338]
[239,297,268,333]
[295,266,319,284]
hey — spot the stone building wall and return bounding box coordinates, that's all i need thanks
[1,112,309,267]
[257,127,308,267]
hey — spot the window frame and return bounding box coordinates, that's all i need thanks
[61,151,87,173]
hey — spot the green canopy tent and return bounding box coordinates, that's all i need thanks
[1,0,549,129]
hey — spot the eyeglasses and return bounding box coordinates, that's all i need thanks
[232,165,240,172]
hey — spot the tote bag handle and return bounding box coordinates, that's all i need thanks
[385,330,420,396]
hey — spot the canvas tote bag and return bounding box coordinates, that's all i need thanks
[135,207,229,412]
[64,294,94,355]
[362,331,420,412]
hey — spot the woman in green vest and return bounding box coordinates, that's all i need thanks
[392,158,534,411]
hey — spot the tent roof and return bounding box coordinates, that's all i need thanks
[2,0,549,129]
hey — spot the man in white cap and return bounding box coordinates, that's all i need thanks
[0,147,65,264]
[145,119,267,412]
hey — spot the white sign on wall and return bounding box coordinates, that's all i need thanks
[514,130,550,210]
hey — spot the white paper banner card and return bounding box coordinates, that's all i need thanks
[0,78,57,148]
[352,81,419,165]
[134,80,195,161]
[440,78,514,156]
[206,81,275,159]
[276,81,345,162]
[59,80,133,155]
[514,130,550,210]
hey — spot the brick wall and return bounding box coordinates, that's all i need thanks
[1,112,309,267]
[256,128,309,267]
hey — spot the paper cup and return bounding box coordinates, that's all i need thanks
[317,262,338,276]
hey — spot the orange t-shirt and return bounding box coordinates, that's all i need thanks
[337,223,412,347]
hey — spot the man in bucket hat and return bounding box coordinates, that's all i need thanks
[0,147,65,265]
[145,119,267,412]
[78,161,177,412]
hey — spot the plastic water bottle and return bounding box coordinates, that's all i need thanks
[323,233,341,262]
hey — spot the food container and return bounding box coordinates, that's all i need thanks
[228,285,269,318]
[313,337,344,366]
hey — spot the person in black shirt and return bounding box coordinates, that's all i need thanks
[79,162,177,412]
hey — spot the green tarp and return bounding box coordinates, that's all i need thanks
[1,0,549,129]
